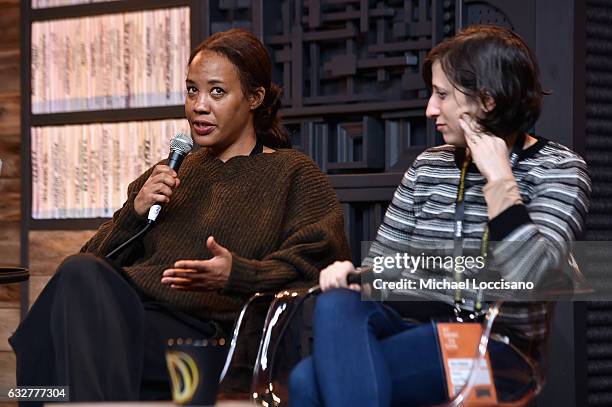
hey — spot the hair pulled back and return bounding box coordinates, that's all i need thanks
[189,29,290,148]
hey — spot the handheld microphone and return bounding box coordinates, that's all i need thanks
[147,132,194,222]
[346,267,375,286]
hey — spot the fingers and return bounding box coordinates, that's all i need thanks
[463,130,479,150]
[161,266,212,290]
[134,165,181,216]
[161,276,193,285]
[163,268,198,277]
[457,116,513,182]
[207,236,229,257]
[151,164,177,178]
[149,166,180,188]
[168,284,207,291]
[149,184,175,202]
[161,267,197,284]
[160,273,208,291]
[173,260,209,270]
[460,112,487,133]
[458,114,482,146]
[319,260,356,292]
[149,173,179,191]
[164,238,232,292]
[164,261,229,289]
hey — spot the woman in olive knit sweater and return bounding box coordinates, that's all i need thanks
[10,29,349,403]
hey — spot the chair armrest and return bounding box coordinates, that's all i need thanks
[220,286,320,384]
[220,291,278,382]
[251,285,320,405]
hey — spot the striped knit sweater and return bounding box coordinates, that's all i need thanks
[80,148,350,322]
[363,137,591,358]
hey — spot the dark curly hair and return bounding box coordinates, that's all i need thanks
[189,29,290,148]
[422,25,546,139]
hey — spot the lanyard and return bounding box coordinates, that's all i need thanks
[452,133,526,316]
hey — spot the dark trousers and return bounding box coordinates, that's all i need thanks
[9,254,221,405]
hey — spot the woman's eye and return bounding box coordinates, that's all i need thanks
[186,86,197,95]
[436,91,447,99]
[211,87,225,97]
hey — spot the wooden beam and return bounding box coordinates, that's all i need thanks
[30,0,190,21]
[30,105,185,126]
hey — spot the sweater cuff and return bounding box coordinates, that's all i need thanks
[488,204,532,241]
[222,254,257,295]
[482,178,523,219]
[115,197,149,233]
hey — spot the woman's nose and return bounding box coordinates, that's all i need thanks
[425,96,440,119]
[193,95,210,114]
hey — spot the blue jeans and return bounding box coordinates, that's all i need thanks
[289,290,534,407]
[289,290,447,407]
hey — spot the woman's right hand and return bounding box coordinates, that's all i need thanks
[319,260,361,292]
[133,165,180,217]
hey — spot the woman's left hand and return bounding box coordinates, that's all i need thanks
[161,236,232,291]
[459,114,514,182]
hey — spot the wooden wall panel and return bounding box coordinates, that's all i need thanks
[0,49,19,94]
[0,308,19,352]
[0,0,19,400]
[0,283,19,309]
[28,275,50,309]
[0,222,19,267]
[0,351,16,389]
[0,94,20,136]
[0,0,20,51]
[0,179,19,221]
[29,230,98,276]
[0,134,20,178]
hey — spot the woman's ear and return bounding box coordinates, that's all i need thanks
[481,93,496,112]
[249,87,266,110]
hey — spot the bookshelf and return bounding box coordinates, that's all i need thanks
[20,0,208,316]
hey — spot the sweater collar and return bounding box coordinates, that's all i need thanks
[189,146,282,182]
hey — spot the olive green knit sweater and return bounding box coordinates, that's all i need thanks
[81,148,350,321]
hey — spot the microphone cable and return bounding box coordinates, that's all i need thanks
[105,221,153,260]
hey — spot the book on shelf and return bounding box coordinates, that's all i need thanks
[31,119,189,219]
[31,6,190,114]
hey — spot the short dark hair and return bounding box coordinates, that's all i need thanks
[422,25,545,139]
[189,29,290,148]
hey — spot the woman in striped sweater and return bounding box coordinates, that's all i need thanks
[289,25,591,407]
